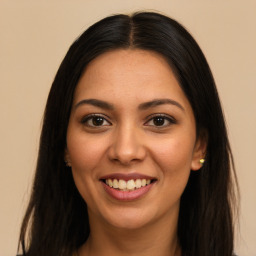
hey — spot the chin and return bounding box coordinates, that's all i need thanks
[108,218,152,231]
[100,206,157,230]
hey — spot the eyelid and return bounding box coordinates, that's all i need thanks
[81,114,112,127]
[80,113,176,128]
[144,113,177,127]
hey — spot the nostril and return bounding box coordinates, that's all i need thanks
[107,135,146,164]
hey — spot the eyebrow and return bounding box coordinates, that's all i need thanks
[138,99,185,111]
[74,98,184,111]
[74,99,114,110]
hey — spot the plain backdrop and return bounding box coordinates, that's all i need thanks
[0,1,255,255]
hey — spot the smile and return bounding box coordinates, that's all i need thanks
[104,178,154,191]
[100,173,157,201]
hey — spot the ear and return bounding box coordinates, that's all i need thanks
[191,130,208,171]
[64,149,72,167]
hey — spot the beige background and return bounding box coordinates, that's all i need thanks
[0,1,255,255]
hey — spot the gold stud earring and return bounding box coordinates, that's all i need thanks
[199,159,205,165]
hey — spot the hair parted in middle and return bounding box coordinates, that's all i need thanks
[19,11,238,256]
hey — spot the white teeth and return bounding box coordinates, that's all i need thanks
[113,179,119,189]
[127,180,136,190]
[118,179,127,190]
[107,179,113,188]
[135,179,142,188]
[105,178,154,191]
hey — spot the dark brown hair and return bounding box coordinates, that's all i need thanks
[19,12,239,256]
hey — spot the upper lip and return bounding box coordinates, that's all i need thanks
[100,173,156,181]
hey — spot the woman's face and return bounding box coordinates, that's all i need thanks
[66,49,204,230]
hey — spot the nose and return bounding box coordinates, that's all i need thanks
[107,125,146,165]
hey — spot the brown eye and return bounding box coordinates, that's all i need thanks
[81,115,111,127]
[145,114,176,128]
[92,116,104,126]
[153,116,165,126]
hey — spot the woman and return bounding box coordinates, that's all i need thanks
[18,12,238,256]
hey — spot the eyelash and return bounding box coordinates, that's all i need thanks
[81,114,111,127]
[144,114,177,128]
[80,114,176,128]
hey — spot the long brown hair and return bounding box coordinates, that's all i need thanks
[19,12,239,256]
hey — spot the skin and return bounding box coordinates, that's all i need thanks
[66,49,206,256]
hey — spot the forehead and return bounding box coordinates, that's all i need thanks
[73,49,191,111]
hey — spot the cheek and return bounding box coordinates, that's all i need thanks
[66,134,107,202]
[152,136,195,173]
[155,139,194,200]
[67,134,107,172]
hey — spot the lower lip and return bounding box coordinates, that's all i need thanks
[102,182,154,201]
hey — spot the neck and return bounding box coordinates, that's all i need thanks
[79,210,181,256]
